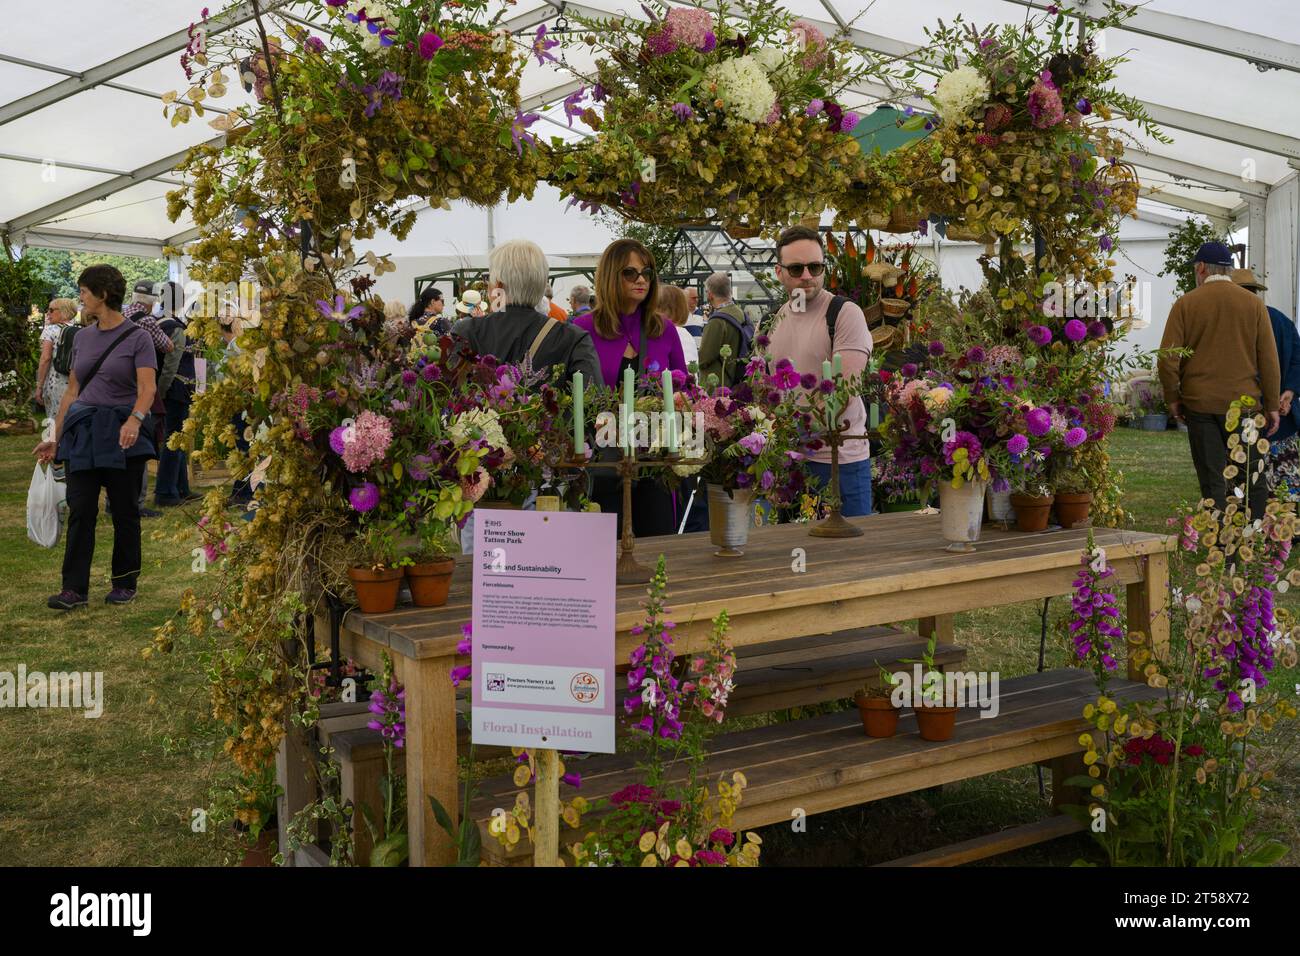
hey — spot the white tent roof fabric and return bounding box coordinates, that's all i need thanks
[2,0,1298,313]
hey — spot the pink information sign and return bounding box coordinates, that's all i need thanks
[470,510,617,753]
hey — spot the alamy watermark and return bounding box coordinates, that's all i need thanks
[0,665,103,718]
[890,665,1000,718]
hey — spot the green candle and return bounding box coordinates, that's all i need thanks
[661,368,676,453]
[832,352,842,378]
[623,365,635,454]
[572,371,584,456]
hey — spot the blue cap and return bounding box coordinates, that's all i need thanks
[1193,241,1235,267]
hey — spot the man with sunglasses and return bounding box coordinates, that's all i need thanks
[768,225,874,515]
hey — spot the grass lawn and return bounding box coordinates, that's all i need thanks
[0,425,1295,866]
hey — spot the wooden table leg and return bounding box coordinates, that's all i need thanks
[404,654,458,867]
[1126,552,1170,682]
[919,615,955,646]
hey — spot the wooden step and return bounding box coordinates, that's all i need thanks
[470,668,1159,862]
[874,814,1085,867]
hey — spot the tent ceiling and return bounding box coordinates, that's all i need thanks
[3,0,1298,256]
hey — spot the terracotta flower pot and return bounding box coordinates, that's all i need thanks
[915,702,958,742]
[240,827,276,867]
[855,694,901,738]
[406,557,455,607]
[1009,493,1054,533]
[1054,492,1093,530]
[348,566,403,614]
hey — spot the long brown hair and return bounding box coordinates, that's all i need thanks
[655,284,689,327]
[592,239,664,341]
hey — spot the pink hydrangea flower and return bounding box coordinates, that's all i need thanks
[1027,76,1065,128]
[663,7,714,50]
[340,410,393,472]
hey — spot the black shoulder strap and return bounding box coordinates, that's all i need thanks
[825,295,848,349]
[78,324,139,392]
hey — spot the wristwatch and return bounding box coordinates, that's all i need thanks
[131,411,146,423]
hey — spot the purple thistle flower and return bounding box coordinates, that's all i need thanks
[329,426,348,455]
[1007,434,1029,455]
[901,362,918,377]
[1026,408,1052,437]
[928,341,945,356]
[1064,426,1088,448]
[840,111,861,132]
[1064,319,1088,342]
[1027,325,1053,346]
[965,346,986,363]
[799,372,818,389]
[806,98,824,117]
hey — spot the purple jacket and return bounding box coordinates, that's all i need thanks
[571,307,687,387]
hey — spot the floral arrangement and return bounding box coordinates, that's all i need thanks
[551,0,879,228]
[1064,401,1300,865]
[677,351,822,503]
[166,1,547,279]
[572,558,760,866]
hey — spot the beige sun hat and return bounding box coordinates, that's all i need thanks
[1230,268,1267,292]
[455,289,485,314]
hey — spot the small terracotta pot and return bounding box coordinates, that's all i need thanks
[915,702,958,742]
[1010,493,1054,533]
[1054,492,1093,530]
[348,566,403,614]
[406,557,455,607]
[855,694,900,738]
[240,827,275,867]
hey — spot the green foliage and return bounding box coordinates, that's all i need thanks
[1158,217,1229,296]
[19,247,168,301]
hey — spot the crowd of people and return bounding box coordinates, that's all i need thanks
[45,231,1300,614]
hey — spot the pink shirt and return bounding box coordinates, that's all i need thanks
[767,289,872,464]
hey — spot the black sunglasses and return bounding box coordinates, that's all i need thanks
[779,261,826,278]
[620,267,655,282]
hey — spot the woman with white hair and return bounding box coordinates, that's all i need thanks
[449,239,599,382]
[33,297,79,420]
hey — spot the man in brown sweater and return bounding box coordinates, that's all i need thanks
[1158,242,1280,518]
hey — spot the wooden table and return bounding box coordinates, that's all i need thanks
[333,512,1174,866]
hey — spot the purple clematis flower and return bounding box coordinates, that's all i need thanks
[563,87,586,127]
[511,110,540,155]
[532,24,560,66]
[317,294,365,325]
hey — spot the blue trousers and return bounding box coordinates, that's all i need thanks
[154,397,191,502]
[807,457,873,516]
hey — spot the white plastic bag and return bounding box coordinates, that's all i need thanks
[27,462,66,548]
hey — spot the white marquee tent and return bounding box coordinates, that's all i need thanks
[3,0,1299,347]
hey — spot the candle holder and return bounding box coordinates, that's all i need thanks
[809,420,870,538]
[556,443,688,585]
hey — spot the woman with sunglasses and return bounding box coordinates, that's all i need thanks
[572,239,687,537]
[33,298,78,421]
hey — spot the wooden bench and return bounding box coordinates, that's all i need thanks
[452,624,967,750]
[471,668,1157,866]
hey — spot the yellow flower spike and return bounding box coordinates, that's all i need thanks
[1078,733,1094,748]
[1113,714,1129,734]
[1083,750,1099,765]
[1089,764,1102,778]
[1096,715,1110,731]
[717,780,732,797]
[1099,698,1116,714]
[1083,704,1095,719]
[1090,783,1106,799]
[638,831,656,853]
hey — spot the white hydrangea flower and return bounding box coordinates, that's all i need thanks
[705,55,777,124]
[931,65,990,125]
[750,47,787,75]
[450,408,508,450]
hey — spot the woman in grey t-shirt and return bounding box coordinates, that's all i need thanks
[34,265,158,610]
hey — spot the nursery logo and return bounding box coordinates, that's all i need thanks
[486,673,506,692]
[0,665,103,718]
[890,666,1000,718]
[49,886,150,936]
[570,672,600,703]
[593,409,705,457]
